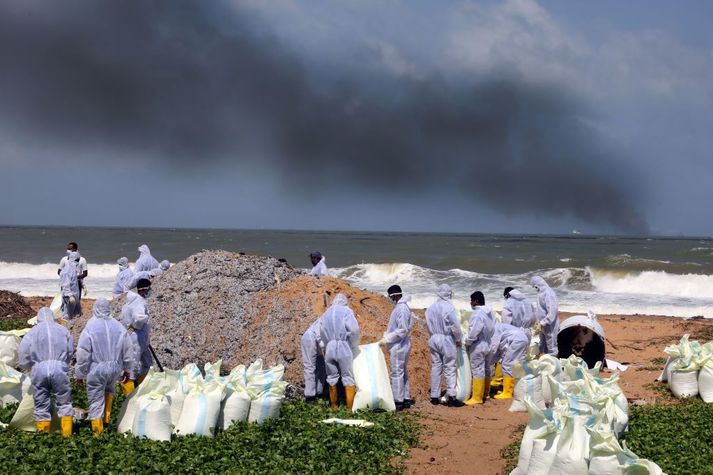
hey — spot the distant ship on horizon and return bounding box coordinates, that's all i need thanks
[572,229,582,235]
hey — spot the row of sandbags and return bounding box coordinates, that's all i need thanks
[510,355,665,475]
[117,359,287,441]
[658,334,713,401]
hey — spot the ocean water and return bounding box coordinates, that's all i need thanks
[1,226,712,318]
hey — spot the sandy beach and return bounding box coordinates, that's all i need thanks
[24,294,712,475]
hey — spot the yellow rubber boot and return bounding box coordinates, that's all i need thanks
[483,377,492,400]
[120,380,135,396]
[35,420,51,433]
[329,385,339,410]
[494,376,515,400]
[60,416,73,437]
[492,363,503,387]
[345,386,356,411]
[464,379,484,405]
[104,393,114,425]
[91,419,104,437]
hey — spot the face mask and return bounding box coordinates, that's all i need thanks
[66,250,72,255]
[471,303,477,310]
[144,290,152,299]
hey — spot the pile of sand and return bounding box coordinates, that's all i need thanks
[0,290,34,319]
[81,250,433,398]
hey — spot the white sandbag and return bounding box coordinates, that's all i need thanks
[656,357,671,383]
[117,368,165,433]
[587,429,634,475]
[455,345,472,402]
[0,362,30,406]
[550,415,589,475]
[0,332,21,368]
[49,294,63,319]
[526,431,559,475]
[510,375,545,412]
[539,355,561,407]
[698,360,713,403]
[174,380,225,437]
[248,394,283,424]
[352,343,396,412]
[132,392,172,441]
[165,364,202,426]
[246,359,285,392]
[219,386,251,429]
[510,398,555,475]
[9,384,61,433]
[623,458,665,475]
[669,369,699,398]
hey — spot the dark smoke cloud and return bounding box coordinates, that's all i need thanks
[0,0,648,233]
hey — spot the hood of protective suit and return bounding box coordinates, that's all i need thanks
[436,284,452,300]
[508,289,527,300]
[531,276,549,292]
[138,244,151,255]
[36,307,55,323]
[331,293,348,307]
[398,294,412,304]
[92,298,112,320]
[159,260,170,271]
[117,257,129,268]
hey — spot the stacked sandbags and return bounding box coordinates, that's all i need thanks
[509,359,546,412]
[660,334,713,400]
[218,365,251,430]
[245,359,287,423]
[353,343,396,412]
[510,356,665,475]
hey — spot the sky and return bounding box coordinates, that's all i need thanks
[1,0,712,236]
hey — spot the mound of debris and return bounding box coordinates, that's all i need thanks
[0,290,34,319]
[92,250,432,398]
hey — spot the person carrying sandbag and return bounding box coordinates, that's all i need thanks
[17,307,74,437]
[463,291,495,405]
[319,293,360,410]
[75,299,134,436]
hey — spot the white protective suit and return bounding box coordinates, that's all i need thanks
[319,294,360,386]
[112,257,134,297]
[18,308,74,420]
[384,295,414,404]
[425,284,462,398]
[489,323,529,377]
[134,244,159,273]
[300,316,326,398]
[466,305,496,379]
[121,291,151,379]
[75,299,134,420]
[501,289,535,341]
[309,256,328,276]
[531,276,560,356]
[59,251,82,319]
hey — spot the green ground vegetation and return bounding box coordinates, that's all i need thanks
[0,392,419,475]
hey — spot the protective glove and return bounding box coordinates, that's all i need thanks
[68,296,77,306]
[82,286,88,297]
[121,371,131,384]
[377,338,387,346]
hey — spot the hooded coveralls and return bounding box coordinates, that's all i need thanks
[501,289,536,341]
[384,295,414,403]
[121,291,151,379]
[489,323,529,376]
[531,276,560,356]
[301,316,326,397]
[319,294,360,386]
[425,285,462,398]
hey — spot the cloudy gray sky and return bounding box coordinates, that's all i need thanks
[1,0,712,236]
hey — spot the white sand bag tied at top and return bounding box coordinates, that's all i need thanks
[510,359,545,412]
[132,391,172,442]
[352,343,395,412]
[509,355,663,475]
[245,359,287,424]
[662,334,709,399]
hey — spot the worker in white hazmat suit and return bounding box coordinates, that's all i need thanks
[300,315,326,403]
[319,293,360,410]
[531,275,560,356]
[134,244,159,273]
[378,285,414,411]
[501,287,535,341]
[309,251,328,276]
[17,307,74,437]
[112,257,134,297]
[59,251,82,320]
[121,278,152,386]
[425,284,464,407]
[75,299,134,435]
[489,323,529,400]
[464,291,496,405]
